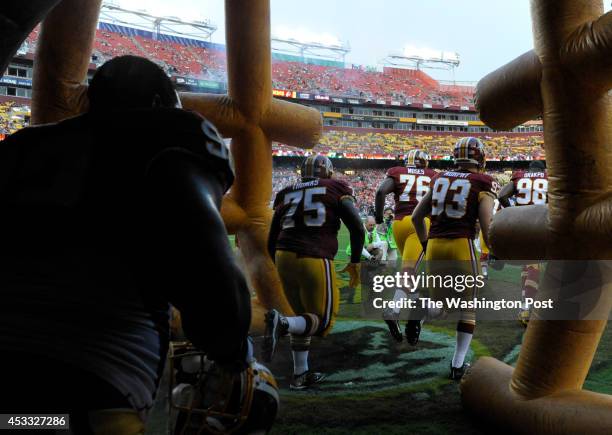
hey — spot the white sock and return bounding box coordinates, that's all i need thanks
[452,331,473,368]
[286,316,307,335]
[292,350,309,375]
[392,289,408,314]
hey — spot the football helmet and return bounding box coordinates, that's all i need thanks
[300,155,333,179]
[453,137,486,169]
[405,149,430,168]
[169,341,279,435]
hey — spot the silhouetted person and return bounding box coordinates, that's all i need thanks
[0,55,252,433]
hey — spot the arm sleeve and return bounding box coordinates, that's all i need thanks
[268,206,283,261]
[478,176,499,202]
[339,196,365,264]
[145,148,250,367]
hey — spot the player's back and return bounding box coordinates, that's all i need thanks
[274,177,353,259]
[0,107,233,413]
[429,170,497,240]
[386,166,437,219]
[511,169,548,206]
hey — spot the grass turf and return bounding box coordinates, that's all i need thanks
[267,224,612,435]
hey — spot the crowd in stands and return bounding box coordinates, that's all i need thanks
[274,130,545,161]
[22,25,471,105]
[271,63,472,106]
[0,102,29,135]
[0,103,544,163]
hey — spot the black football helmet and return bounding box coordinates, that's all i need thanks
[300,155,333,179]
[169,342,279,435]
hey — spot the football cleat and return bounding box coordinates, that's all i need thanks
[382,308,403,343]
[290,371,326,391]
[263,309,288,363]
[405,319,422,346]
[450,362,470,381]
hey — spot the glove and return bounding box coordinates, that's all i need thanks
[340,262,361,288]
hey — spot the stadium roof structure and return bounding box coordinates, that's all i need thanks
[382,47,461,73]
[99,1,217,41]
[271,37,351,64]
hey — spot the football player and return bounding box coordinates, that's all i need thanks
[412,137,498,380]
[264,155,364,390]
[375,149,436,342]
[0,55,271,432]
[498,160,548,325]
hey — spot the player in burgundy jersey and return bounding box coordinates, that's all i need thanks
[264,155,364,390]
[498,160,548,207]
[498,160,548,326]
[375,150,437,342]
[412,137,498,380]
[376,150,437,263]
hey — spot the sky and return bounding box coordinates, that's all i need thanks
[112,0,611,82]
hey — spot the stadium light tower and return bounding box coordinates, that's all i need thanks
[99,1,217,41]
[382,47,461,80]
[271,28,350,64]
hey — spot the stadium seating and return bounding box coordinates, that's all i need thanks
[0,101,29,135]
[21,25,471,105]
[274,129,545,161]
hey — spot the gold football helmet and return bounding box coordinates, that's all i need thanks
[169,341,279,434]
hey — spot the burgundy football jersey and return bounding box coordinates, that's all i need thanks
[428,170,498,239]
[386,166,437,220]
[511,170,548,206]
[273,178,354,259]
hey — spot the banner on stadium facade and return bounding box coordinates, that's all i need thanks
[314,94,330,101]
[272,89,297,98]
[0,77,32,87]
[332,97,345,103]
[339,114,399,123]
[347,99,361,104]
[391,101,401,106]
[298,93,311,99]
[173,76,223,90]
[416,119,469,127]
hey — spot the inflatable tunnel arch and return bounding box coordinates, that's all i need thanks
[462,1,612,433]
[11,0,325,332]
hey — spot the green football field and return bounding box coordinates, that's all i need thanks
[262,224,612,435]
[145,227,611,434]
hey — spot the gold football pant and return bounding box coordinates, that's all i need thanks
[424,238,480,326]
[393,216,430,267]
[275,250,339,337]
